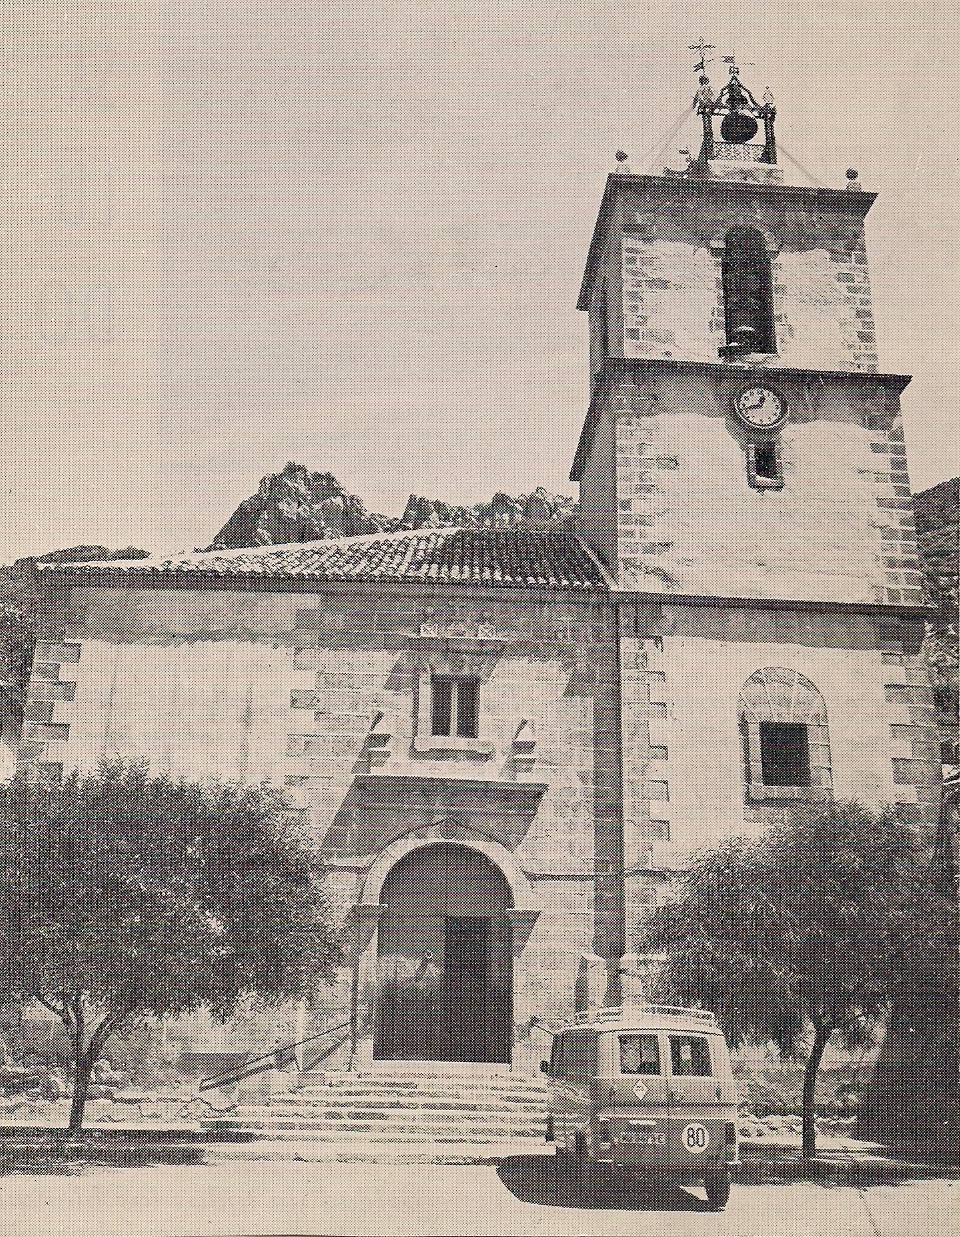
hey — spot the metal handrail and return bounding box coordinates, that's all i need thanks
[198,1019,351,1092]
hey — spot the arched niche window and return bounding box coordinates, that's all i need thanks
[738,668,832,801]
[721,228,775,356]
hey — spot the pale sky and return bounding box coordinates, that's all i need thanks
[1,1,957,561]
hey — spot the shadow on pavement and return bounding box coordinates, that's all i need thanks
[496,1155,711,1212]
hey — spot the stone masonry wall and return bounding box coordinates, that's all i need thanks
[617,600,940,955]
[26,580,618,1058]
[602,365,921,605]
[616,234,877,372]
[591,175,878,372]
[576,399,618,573]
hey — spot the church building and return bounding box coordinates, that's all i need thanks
[19,64,940,1071]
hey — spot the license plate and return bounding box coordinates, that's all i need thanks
[619,1129,666,1146]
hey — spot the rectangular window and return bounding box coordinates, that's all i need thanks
[747,441,783,490]
[431,676,480,739]
[619,1033,661,1076]
[760,721,811,787]
[669,1035,712,1078]
[754,443,778,480]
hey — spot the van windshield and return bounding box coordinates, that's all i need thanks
[619,1033,661,1076]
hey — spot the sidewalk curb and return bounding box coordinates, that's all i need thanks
[735,1153,960,1186]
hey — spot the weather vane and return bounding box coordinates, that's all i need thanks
[688,38,715,73]
[722,54,755,77]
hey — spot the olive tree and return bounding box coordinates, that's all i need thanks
[0,762,338,1133]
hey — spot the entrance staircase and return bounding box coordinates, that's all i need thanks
[203,1066,550,1163]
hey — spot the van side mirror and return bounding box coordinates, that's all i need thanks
[540,1060,550,1075]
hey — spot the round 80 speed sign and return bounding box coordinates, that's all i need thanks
[681,1123,710,1153]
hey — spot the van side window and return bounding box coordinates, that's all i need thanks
[619,1033,661,1075]
[565,1030,598,1078]
[669,1035,712,1077]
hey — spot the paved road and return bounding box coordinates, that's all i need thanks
[0,1155,955,1236]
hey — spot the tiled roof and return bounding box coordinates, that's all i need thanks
[42,528,609,592]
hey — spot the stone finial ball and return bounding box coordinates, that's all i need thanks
[846,168,859,181]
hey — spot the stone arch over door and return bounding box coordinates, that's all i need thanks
[361,828,536,915]
[373,842,515,1064]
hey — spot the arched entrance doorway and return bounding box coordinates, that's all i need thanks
[375,842,513,1064]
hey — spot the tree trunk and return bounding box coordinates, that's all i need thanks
[802,1021,831,1159]
[67,1045,96,1136]
[66,1005,116,1136]
[65,995,86,1136]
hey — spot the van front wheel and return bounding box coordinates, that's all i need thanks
[704,1167,731,1211]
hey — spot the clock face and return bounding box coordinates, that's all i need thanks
[734,386,786,428]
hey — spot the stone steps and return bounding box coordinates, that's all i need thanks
[204,1121,545,1140]
[296,1083,546,1102]
[207,1139,551,1165]
[199,1068,550,1158]
[218,1108,546,1128]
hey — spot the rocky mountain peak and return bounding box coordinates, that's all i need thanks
[211,465,577,548]
[211,463,397,547]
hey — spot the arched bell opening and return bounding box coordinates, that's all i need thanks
[374,842,514,1064]
[721,226,776,356]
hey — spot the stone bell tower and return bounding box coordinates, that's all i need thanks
[571,56,940,973]
[573,59,921,611]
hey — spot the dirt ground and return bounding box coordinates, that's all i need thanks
[0,1155,956,1236]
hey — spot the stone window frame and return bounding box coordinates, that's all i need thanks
[739,668,832,802]
[409,636,502,757]
[415,670,493,755]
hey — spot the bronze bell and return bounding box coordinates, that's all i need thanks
[720,108,759,144]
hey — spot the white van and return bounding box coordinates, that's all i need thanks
[541,1005,738,1210]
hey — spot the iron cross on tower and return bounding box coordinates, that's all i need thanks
[688,38,715,73]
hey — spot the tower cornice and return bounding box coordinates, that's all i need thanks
[570,356,910,482]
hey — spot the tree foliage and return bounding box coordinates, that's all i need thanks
[637,800,944,1157]
[0,761,339,1131]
